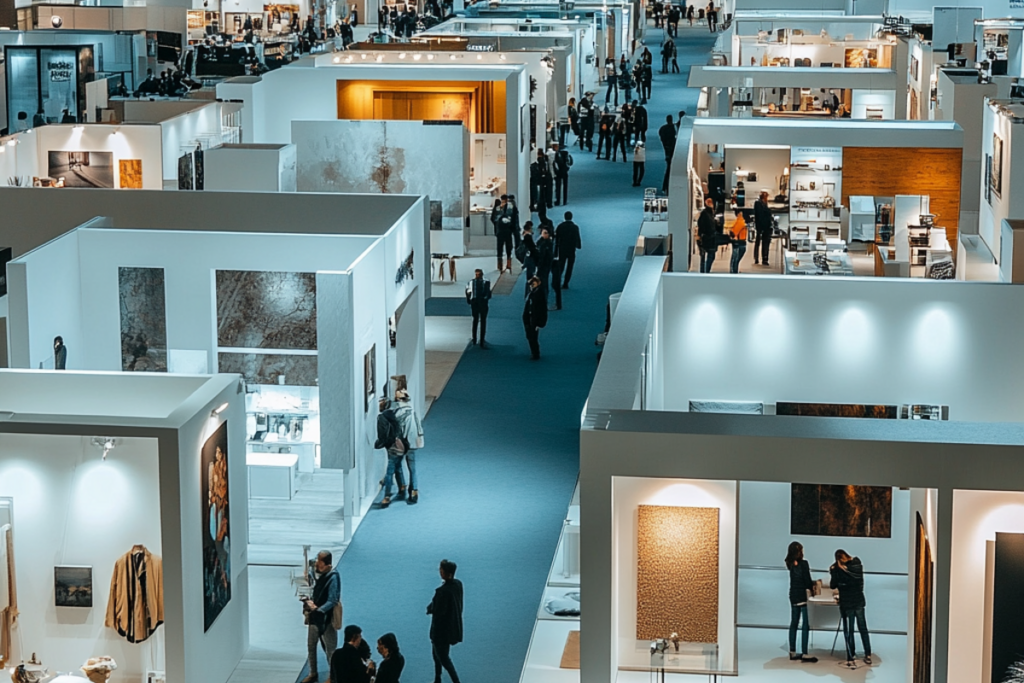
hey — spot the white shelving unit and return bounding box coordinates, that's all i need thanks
[788,147,842,245]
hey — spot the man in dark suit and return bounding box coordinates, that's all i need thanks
[535,227,555,304]
[330,624,373,683]
[659,115,678,194]
[697,196,719,273]
[554,211,582,292]
[753,190,774,267]
[522,277,548,360]
[428,559,464,683]
[465,269,492,348]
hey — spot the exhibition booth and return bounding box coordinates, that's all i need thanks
[3,189,427,537]
[573,256,1024,683]
[729,16,893,67]
[672,118,965,277]
[978,99,1024,274]
[0,369,247,683]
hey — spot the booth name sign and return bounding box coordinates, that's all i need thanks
[467,43,496,52]
[48,61,73,82]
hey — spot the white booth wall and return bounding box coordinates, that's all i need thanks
[851,88,897,118]
[979,103,1024,263]
[651,274,1024,423]
[156,102,233,182]
[0,433,163,678]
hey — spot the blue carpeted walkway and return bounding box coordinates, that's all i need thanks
[299,24,716,683]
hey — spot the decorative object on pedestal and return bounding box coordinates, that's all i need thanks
[81,656,117,683]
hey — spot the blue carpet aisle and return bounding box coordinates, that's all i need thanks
[297,24,717,683]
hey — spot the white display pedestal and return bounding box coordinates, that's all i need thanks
[247,452,299,499]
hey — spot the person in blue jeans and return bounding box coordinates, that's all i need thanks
[377,396,407,508]
[830,549,872,667]
[785,542,818,663]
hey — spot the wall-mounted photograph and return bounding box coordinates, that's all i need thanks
[201,421,230,631]
[364,345,376,412]
[54,565,92,608]
[47,151,114,188]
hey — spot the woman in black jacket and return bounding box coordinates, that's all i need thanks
[785,542,817,663]
[830,549,871,666]
[374,633,405,683]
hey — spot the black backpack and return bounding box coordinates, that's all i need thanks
[515,240,528,264]
[375,409,408,452]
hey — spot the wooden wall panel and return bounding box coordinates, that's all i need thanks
[336,79,505,134]
[636,505,719,643]
[841,147,962,257]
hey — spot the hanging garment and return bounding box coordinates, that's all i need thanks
[105,546,164,643]
[0,525,10,613]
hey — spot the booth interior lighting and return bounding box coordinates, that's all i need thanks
[450,54,457,60]
[399,52,407,59]
[333,56,341,63]
[361,53,367,60]
[427,54,434,60]
[376,54,384,62]
[211,402,230,416]
[91,437,117,461]
[413,54,421,60]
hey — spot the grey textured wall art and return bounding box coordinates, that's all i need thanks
[118,267,167,372]
[216,271,317,350]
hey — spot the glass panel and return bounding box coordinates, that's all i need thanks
[40,48,79,121]
[6,48,39,131]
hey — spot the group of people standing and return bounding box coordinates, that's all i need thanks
[786,542,872,667]
[302,553,465,683]
[696,190,775,273]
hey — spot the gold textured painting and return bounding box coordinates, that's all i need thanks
[637,505,719,642]
[119,159,143,189]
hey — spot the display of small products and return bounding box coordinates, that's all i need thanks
[644,195,668,221]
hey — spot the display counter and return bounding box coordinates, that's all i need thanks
[783,249,854,276]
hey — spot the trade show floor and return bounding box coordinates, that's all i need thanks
[425,316,471,414]
[429,255,505,297]
[284,24,720,683]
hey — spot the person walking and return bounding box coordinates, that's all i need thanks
[375,396,408,507]
[640,61,653,103]
[529,154,543,213]
[518,222,539,292]
[554,211,581,289]
[567,97,580,146]
[579,93,595,151]
[391,388,423,505]
[538,150,554,214]
[428,559,464,683]
[633,100,648,142]
[604,56,619,106]
[707,2,717,31]
[373,633,405,683]
[621,101,634,142]
[612,119,628,162]
[632,141,646,186]
[668,4,680,36]
[658,115,677,193]
[729,210,748,273]
[552,143,573,205]
[687,4,695,25]
[697,197,719,273]
[670,39,680,73]
[523,276,548,359]
[330,625,374,683]
[619,62,633,104]
[535,226,555,302]
[596,108,615,160]
[301,550,342,683]
[785,542,819,664]
[661,37,673,73]
[753,190,774,267]
[493,195,519,273]
[831,550,871,667]
[465,269,492,349]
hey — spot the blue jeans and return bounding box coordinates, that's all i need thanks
[700,247,716,273]
[730,242,746,273]
[383,453,406,498]
[841,607,871,660]
[789,604,809,655]
[404,450,417,490]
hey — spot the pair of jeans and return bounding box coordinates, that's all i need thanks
[841,607,871,660]
[558,122,570,145]
[789,604,809,655]
[554,175,568,204]
[699,247,716,273]
[730,242,746,273]
[605,79,618,105]
[471,304,488,344]
[404,450,417,491]
[307,622,337,675]
[432,640,461,683]
[383,452,406,498]
[754,228,772,264]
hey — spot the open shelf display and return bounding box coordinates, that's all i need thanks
[788,147,842,247]
[907,216,952,277]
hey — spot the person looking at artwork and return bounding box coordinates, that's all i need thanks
[53,336,67,370]
[465,269,492,349]
[375,395,407,508]
[373,633,405,683]
[301,550,342,683]
[427,559,464,683]
[830,549,871,667]
[329,624,373,683]
[391,387,423,505]
[753,191,774,267]
[785,542,818,663]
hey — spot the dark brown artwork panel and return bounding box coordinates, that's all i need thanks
[777,402,898,419]
[790,484,892,537]
[913,513,933,683]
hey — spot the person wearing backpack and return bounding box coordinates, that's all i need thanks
[301,550,343,683]
[374,396,408,508]
[391,388,424,505]
[465,269,492,349]
[552,143,573,206]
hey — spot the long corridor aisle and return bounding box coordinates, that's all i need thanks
[302,24,719,683]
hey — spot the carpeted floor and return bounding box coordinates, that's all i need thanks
[296,23,716,683]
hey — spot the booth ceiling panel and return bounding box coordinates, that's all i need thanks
[840,147,962,257]
[636,505,719,643]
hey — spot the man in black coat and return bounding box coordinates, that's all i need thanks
[596,109,616,160]
[427,559,464,683]
[632,101,648,143]
[523,277,548,359]
[465,269,492,348]
[658,115,677,193]
[552,143,573,205]
[753,190,774,267]
[535,227,555,303]
[697,197,719,273]
[493,195,520,272]
[330,625,373,683]
[554,211,582,290]
[578,93,595,151]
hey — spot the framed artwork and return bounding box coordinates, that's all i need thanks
[54,565,92,608]
[776,402,898,419]
[991,134,1003,198]
[688,400,763,415]
[985,154,993,204]
[47,151,114,188]
[215,271,316,350]
[992,532,1024,682]
[119,159,143,189]
[364,345,376,412]
[201,422,230,631]
[791,484,892,537]
[118,267,167,372]
[913,513,933,683]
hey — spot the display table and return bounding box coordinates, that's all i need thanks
[784,251,854,276]
[806,589,840,630]
[247,452,298,500]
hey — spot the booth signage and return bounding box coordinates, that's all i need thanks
[467,42,496,52]
[48,60,73,82]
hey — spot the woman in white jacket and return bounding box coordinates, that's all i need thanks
[392,389,424,504]
[632,141,646,187]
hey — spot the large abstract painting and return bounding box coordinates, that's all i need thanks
[790,484,892,537]
[777,402,898,419]
[201,422,230,631]
[118,267,167,372]
[992,532,1024,682]
[913,513,933,683]
[992,134,1004,199]
[216,271,317,350]
[118,159,143,189]
[293,120,468,230]
[636,505,719,643]
[218,352,318,387]
[47,151,114,188]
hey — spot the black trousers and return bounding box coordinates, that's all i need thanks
[661,55,669,73]
[672,58,680,73]
[560,250,577,287]
[541,181,553,208]
[551,258,563,309]
[471,304,488,343]
[529,181,540,210]
[432,641,461,683]
[583,125,594,150]
[523,314,541,358]
[597,132,611,159]
[558,123,570,145]
[633,161,645,185]
[755,229,773,263]
[662,156,672,193]
[554,175,569,204]
[641,82,651,101]
[496,233,513,267]
[613,136,628,161]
